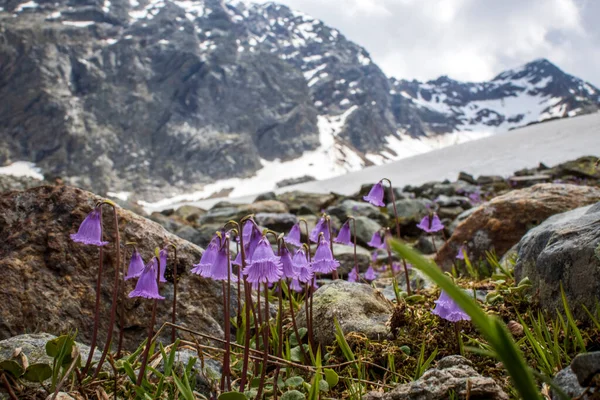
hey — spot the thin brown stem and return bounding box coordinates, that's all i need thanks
[289,288,308,362]
[136,257,160,387]
[327,216,339,280]
[165,243,179,344]
[1,374,18,400]
[255,283,270,400]
[351,217,357,279]
[93,204,121,379]
[83,208,104,376]
[273,283,284,400]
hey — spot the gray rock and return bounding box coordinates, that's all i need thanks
[458,171,476,184]
[254,192,277,202]
[254,212,297,232]
[415,235,446,255]
[434,195,471,208]
[296,280,393,346]
[386,198,434,225]
[437,206,466,220]
[332,243,371,274]
[571,352,600,387]
[552,365,587,400]
[200,201,289,225]
[514,203,600,319]
[327,199,389,225]
[149,212,186,232]
[363,355,508,400]
[476,175,506,185]
[0,175,47,193]
[353,216,383,247]
[0,333,102,369]
[175,225,204,246]
[278,191,337,214]
[174,205,206,221]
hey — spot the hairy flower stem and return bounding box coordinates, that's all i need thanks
[255,283,270,400]
[82,206,104,375]
[326,217,338,280]
[382,178,412,295]
[115,250,128,359]
[289,288,308,362]
[220,238,232,392]
[273,283,284,400]
[92,204,121,379]
[136,258,160,386]
[166,243,179,343]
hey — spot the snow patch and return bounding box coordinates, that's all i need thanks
[62,21,95,27]
[107,191,131,201]
[15,1,37,12]
[140,106,360,211]
[0,161,44,180]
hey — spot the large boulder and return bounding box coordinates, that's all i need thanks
[0,185,228,350]
[277,191,337,214]
[296,280,393,346]
[436,184,600,270]
[514,203,600,319]
[363,356,508,400]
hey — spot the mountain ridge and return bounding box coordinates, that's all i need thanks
[0,0,598,201]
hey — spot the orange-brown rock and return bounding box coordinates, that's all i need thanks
[0,185,228,350]
[435,184,600,270]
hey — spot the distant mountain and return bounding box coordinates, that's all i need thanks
[0,0,598,200]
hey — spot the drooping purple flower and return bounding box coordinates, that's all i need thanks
[468,191,482,205]
[311,236,340,274]
[293,248,313,283]
[233,221,262,266]
[334,220,352,246]
[391,262,401,274]
[289,278,304,293]
[347,266,359,282]
[416,214,444,233]
[309,217,330,243]
[371,251,378,263]
[191,235,219,277]
[279,245,299,279]
[158,249,168,283]
[285,223,303,247]
[243,237,283,284]
[210,243,237,282]
[364,266,376,281]
[363,181,385,207]
[431,290,471,322]
[125,248,145,280]
[70,207,109,246]
[456,245,466,260]
[367,231,386,249]
[128,258,165,300]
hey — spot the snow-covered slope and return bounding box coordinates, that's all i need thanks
[143,112,600,212]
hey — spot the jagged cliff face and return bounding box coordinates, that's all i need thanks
[0,0,599,200]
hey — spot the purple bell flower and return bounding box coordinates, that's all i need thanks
[293,248,313,283]
[285,223,303,247]
[347,266,359,282]
[210,244,237,282]
[280,246,299,279]
[243,237,283,284]
[158,249,168,283]
[128,258,165,300]
[125,248,145,280]
[367,231,387,249]
[191,235,219,277]
[363,181,385,207]
[289,278,304,293]
[364,266,376,281]
[311,236,340,274]
[431,290,471,322]
[334,220,352,246]
[70,207,109,246]
[309,217,330,243]
[456,245,466,260]
[234,221,262,265]
[416,214,444,233]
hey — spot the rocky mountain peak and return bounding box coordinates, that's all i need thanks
[0,0,599,202]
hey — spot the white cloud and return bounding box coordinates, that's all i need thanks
[256,0,600,86]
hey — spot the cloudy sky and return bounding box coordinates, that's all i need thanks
[256,0,600,86]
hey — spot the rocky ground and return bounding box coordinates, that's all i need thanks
[1,155,600,399]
